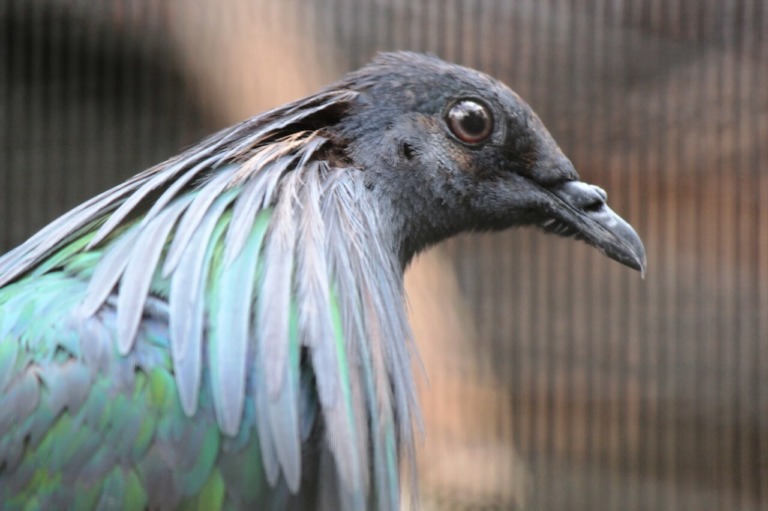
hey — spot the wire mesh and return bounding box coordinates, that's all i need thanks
[1,1,766,509]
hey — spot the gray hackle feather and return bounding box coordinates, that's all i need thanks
[170,191,236,416]
[211,206,264,436]
[116,195,191,354]
[79,225,141,317]
[161,165,237,276]
[256,168,302,486]
[259,161,298,399]
[295,160,338,407]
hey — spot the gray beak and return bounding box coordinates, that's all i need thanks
[544,181,647,276]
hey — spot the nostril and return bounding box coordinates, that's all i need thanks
[581,185,607,212]
[583,198,604,213]
[583,185,607,213]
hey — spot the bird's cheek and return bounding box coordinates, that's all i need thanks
[480,177,554,222]
[445,147,476,174]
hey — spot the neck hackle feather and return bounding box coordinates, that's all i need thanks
[0,86,418,510]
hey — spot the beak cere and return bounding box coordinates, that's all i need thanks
[544,181,647,276]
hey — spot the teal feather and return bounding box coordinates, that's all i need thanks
[121,468,149,511]
[26,228,98,280]
[176,425,220,497]
[218,436,266,506]
[96,467,128,510]
[210,208,269,435]
[326,285,366,508]
[354,302,400,510]
[0,335,19,391]
[71,483,102,511]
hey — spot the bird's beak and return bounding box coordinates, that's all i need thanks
[541,180,647,276]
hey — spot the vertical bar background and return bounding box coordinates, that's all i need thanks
[0,1,765,510]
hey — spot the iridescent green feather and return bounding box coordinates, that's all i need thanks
[329,286,357,451]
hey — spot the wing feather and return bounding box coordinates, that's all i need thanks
[79,226,141,317]
[210,209,269,435]
[258,172,299,399]
[223,153,293,265]
[0,89,356,289]
[0,84,426,510]
[162,166,237,276]
[88,155,217,249]
[169,191,238,416]
[253,169,302,490]
[254,380,280,487]
[265,302,301,492]
[116,196,191,354]
[295,161,338,407]
[0,177,140,285]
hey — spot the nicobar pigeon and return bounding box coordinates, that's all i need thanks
[0,52,646,510]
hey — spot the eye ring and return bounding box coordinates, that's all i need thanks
[445,99,494,145]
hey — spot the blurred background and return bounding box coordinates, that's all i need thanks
[1,1,766,510]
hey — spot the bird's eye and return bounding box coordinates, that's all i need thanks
[446,99,494,145]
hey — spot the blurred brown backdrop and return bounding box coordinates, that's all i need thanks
[1,1,766,510]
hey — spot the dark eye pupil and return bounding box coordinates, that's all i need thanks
[447,100,493,144]
[460,110,486,135]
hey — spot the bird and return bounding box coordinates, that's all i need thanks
[0,51,646,510]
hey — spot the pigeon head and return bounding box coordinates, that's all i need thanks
[334,52,646,274]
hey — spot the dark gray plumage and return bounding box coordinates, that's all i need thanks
[339,54,645,271]
[0,52,645,510]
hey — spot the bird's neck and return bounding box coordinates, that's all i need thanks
[371,176,473,269]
